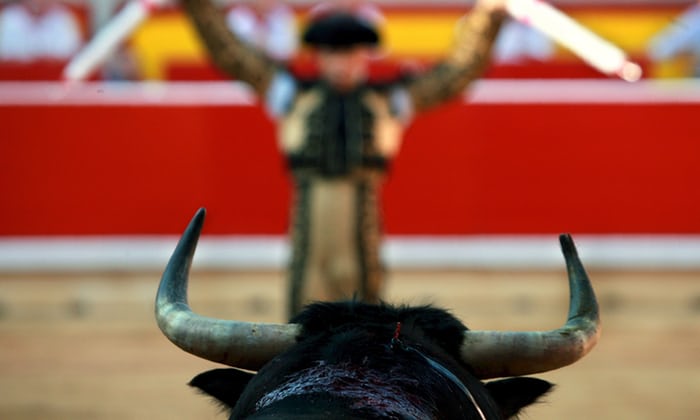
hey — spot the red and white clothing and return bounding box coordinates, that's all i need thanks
[0,2,82,61]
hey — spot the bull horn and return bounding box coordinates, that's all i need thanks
[460,234,601,379]
[155,208,301,371]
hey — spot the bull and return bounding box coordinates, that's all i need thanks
[156,208,600,419]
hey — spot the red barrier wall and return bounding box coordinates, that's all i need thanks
[386,101,699,234]
[2,82,699,236]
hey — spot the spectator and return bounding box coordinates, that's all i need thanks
[648,1,700,77]
[226,0,298,62]
[493,19,554,64]
[97,1,142,81]
[102,44,142,81]
[0,0,83,61]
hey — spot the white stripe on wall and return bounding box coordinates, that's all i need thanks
[1,235,699,272]
[2,80,700,106]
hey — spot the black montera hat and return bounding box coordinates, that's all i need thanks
[302,12,380,48]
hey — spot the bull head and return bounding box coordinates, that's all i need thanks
[155,208,600,379]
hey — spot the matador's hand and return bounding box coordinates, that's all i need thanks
[475,0,508,12]
[144,0,175,7]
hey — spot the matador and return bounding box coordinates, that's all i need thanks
[179,0,507,317]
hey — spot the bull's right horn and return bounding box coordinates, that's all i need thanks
[460,234,601,379]
[155,208,301,371]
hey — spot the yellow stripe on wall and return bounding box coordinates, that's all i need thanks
[129,8,687,80]
[572,10,681,54]
[131,14,207,80]
[382,15,461,56]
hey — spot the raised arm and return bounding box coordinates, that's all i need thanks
[407,1,506,112]
[179,0,278,95]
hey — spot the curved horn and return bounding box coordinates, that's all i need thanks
[155,208,301,371]
[460,234,601,379]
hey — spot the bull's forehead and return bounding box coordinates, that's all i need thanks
[255,361,437,418]
[293,302,468,350]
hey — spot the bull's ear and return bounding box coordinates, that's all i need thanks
[189,368,255,409]
[484,377,553,419]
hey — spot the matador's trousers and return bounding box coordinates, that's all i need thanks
[287,175,384,318]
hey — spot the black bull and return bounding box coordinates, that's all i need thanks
[156,209,600,419]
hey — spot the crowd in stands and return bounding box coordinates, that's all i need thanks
[0,0,83,79]
[0,0,698,81]
[647,0,700,78]
[0,0,82,61]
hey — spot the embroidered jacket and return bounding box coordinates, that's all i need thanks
[180,0,505,178]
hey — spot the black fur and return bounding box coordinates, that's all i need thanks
[189,368,255,409]
[486,377,554,419]
[290,301,469,361]
[192,301,553,419]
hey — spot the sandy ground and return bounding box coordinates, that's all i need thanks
[0,268,698,419]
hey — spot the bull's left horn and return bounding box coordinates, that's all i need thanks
[460,234,601,379]
[155,208,301,370]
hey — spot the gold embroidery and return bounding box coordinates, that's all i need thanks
[279,90,323,153]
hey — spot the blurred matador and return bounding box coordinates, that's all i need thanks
[178,0,507,317]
